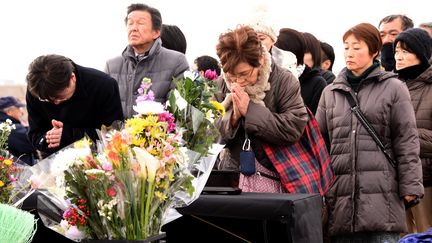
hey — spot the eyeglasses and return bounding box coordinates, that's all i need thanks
[38,97,51,103]
[38,93,71,104]
[225,67,255,82]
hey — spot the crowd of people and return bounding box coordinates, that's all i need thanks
[1,2,431,242]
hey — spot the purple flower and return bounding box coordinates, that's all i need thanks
[204,69,218,80]
[136,90,155,104]
[147,90,155,101]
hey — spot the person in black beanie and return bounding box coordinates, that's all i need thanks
[378,14,414,71]
[394,27,432,234]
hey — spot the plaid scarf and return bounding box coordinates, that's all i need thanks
[263,108,334,195]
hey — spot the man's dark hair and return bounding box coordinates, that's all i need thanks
[161,24,187,54]
[194,55,221,76]
[379,14,414,31]
[125,3,162,31]
[320,42,335,71]
[26,54,74,101]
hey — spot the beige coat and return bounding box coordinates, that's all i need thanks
[316,66,424,235]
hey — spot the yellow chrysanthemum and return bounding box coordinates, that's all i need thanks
[0,181,4,187]
[210,100,225,116]
[3,159,12,166]
[74,137,92,149]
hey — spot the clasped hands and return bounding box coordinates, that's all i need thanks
[46,119,63,148]
[230,84,250,127]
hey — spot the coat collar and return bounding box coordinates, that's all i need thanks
[123,38,162,63]
[330,66,398,92]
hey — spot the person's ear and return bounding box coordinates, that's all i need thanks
[321,60,331,70]
[152,29,161,40]
[372,51,380,60]
[70,72,76,86]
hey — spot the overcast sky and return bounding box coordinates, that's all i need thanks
[0,0,429,83]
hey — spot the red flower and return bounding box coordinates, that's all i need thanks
[107,187,117,197]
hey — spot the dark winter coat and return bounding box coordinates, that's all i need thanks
[216,56,308,171]
[27,64,124,157]
[299,66,327,114]
[401,65,432,187]
[105,38,189,118]
[316,66,424,236]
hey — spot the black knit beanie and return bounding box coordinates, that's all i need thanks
[394,28,432,66]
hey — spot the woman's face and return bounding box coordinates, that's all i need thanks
[258,33,274,52]
[225,61,260,87]
[303,52,314,68]
[344,34,376,76]
[394,42,421,70]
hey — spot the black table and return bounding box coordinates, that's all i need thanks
[23,191,322,243]
[162,192,323,243]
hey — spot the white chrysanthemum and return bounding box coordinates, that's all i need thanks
[133,100,165,115]
[51,148,91,175]
[183,70,198,80]
[85,169,106,175]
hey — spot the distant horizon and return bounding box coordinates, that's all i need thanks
[0,0,429,83]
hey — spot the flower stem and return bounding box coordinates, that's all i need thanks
[143,180,154,238]
[140,177,147,238]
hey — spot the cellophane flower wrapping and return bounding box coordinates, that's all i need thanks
[0,119,37,243]
[26,74,225,241]
[0,119,35,205]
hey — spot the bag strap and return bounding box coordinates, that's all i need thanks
[341,91,397,168]
[241,119,251,151]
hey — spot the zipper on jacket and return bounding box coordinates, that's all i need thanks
[350,91,358,232]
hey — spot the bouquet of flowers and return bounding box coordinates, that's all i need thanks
[0,119,37,243]
[167,70,224,156]
[1,119,35,205]
[28,75,224,241]
[0,120,16,203]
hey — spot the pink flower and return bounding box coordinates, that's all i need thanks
[101,161,112,171]
[204,69,218,80]
[158,112,176,133]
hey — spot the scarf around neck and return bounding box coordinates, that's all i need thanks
[222,49,272,109]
